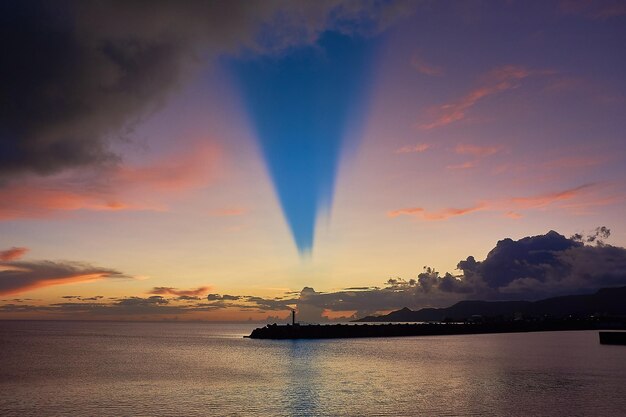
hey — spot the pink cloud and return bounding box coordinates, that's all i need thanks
[389,183,614,221]
[394,143,431,154]
[387,204,486,220]
[455,144,500,157]
[419,65,538,130]
[410,55,443,76]
[0,144,218,220]
[0,185,138,220]
[504,211,523,219]
[114,145,218,191]
[507,184,595,210]
[0,247,28,261]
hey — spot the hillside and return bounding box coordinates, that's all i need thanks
[354,286,626,322]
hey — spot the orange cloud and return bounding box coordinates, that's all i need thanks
[387,204,486,220]
[0,185,138,220]
[0,144,219,220]
[507,184,594,210]
[504,211,523,219]
[150,286,212,297]
[0,274,106,297]
[411,55,443,76]
[388,184,613,221]
[0,260,128,296]
[419,65,537,130]
[394,143,431,154]
[114,145,218,191]
[0,247,28,261]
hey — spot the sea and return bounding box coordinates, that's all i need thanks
[0,321,624,416]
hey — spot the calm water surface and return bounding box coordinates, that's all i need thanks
[0,321,624,416]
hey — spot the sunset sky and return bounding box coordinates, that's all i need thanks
[1,0,626,321]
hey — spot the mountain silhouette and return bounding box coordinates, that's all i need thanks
[354,286,626,322]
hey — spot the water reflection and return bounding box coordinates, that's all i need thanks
[283,340,321,416]
[1,322,625,416]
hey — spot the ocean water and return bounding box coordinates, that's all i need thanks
[0,321,625,416]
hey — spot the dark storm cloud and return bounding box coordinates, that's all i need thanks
[274,229,626,319]
[454,229,626,298]
[0,257,130,296]
[0,0,412,180]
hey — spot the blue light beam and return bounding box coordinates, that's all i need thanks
[230,32,375,255]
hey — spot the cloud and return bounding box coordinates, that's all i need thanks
[387,204,486,220]
[457,229,626,298]
[0,144,217,220]
[296,287,326,322]
[0,181,139,220]
[0,259,129,296]
[388,183,608,221]
[3,230,625,319]
[2,1,412,257]
[285,229,626,318]
[207,294,243,301]
[0,247,28,261]
[410,55,443,76]
[504,211,523,219]
[116,296,168,308]
[444,143,501,170]
[150,286,212,297]
[455,144,500,157]
[394,143,431,154]
[0,1,411,181]
[506,183,594,210]
[113,145,218,192]
[419,65,542,130]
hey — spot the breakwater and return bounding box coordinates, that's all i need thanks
[247,321,624,340]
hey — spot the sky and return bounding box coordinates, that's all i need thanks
[1,0,626,322]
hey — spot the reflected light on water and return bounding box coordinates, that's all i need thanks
[0,321,625,416]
